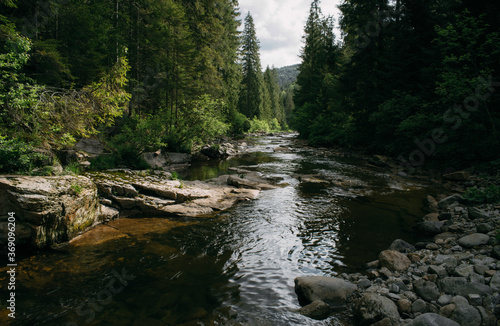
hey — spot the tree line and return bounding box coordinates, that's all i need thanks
[0,0,286,172]
[294,0,500,172]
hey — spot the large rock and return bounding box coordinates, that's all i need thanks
[467,207,490,220]
[379,250,411,272]
[0,175,101,249]
[443,171,470,181]
[490,271,500,291]
[457,233,490,248]
[413,221,445,235]
[388,239,415,253]
[408,313,459,326]
[413,279,440,302]
[449,296,481,326]
[355,293,400,326]
[294,276,357,307]
[438,277,493,297]
[438,194,462,209]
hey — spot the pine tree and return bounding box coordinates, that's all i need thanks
[238,12,264,119]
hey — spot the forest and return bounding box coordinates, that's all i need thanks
[294,0,500,173]
[0,0,287,172]
[1,0,499,174]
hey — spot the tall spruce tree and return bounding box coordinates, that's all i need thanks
[238,12,264,119]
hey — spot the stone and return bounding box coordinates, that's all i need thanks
[358,279,372,289]
[467,294,482,306]
[425,196,439,213]
[477,223,494,233]
[453,264,475,278]
[492,245,500,259]
[476,306,496,326]
[413,279,440,302]
[474,264,489,276]
[74,138,107,156]
[439,277,493,297]
[490,271,500,291]
[379,250,411,272]
[397,298,412,315]
[440,304,456,318]
[428,265,448,279]
[467,207,490,220]
[443,171,470,181]
[411,299,427,314]
[0,175,101,249]
[297,299,330,320]
[99,205,120,221]
[294,276,357,307]
[438,195,462,209]
[449,296,481,326]
[388,239,416,253]
[413,221,444,236]
[355,293,400,326]
[408,313,459,326]
[437,295,452,306]
[457,233,490,248]
[423,213,439,222]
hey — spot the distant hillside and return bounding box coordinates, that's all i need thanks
[275,64,300,89]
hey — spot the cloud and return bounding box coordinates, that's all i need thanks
[238,0,342,69]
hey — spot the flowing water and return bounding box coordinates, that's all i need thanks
[2,134,432,326]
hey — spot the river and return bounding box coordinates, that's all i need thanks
[4,134,431,326]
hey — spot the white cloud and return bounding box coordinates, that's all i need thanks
[238,0,342,69]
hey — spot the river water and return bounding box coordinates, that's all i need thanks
[3,134,431,326]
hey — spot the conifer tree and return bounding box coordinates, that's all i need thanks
[238,12,264,119]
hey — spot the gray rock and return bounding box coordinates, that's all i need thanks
[297,299,330,320]
[449,296,481,326]
[428,265,448,279]
[294,276,357,307]
[413,221,445,235]
[476,306,496,326]
[438,195,462,209]
[439,277,493,297]
[457,233,490,248]
[474,264,489,276]
[411,299,427,314]
[388,239,416,253]
[467,294,482,306]
[489,271,500,291]
[443,171,470,181]
[355,293,400,326]
[453,264,475,278]
[408,313,459,326]
[438,295,452,306]
[467,207,490,220]
[358,279,372,289]
[413,279,440,302]
[476,223,494,233]
[491,245,500,259]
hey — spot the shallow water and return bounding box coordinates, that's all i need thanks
[3,134,430,326]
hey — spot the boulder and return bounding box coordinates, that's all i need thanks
[388,239,416,253]
[438,195,462,209]
[379,250,411,272]
[467,207,490,220]
[296,299,330,320]
[413,279,440,302]
[413,221,444,235]
[0,175,101,249]
[490,271,500,291]
[449,296,481,326]
[355,293,400,326]
[408,313,460,326]
[438,277,493,297]
[457,233,490,248]
[294,276,357,307]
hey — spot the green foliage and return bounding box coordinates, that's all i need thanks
[462,185,500,204]
[0,136,50,173]
[70,183,83,194]
[64,161,81,175]
[171,171,179,181]
[230,110,251,135]
[248,118,270,133]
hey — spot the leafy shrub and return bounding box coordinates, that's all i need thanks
[231,111,251,135]
[248,118,270,133]
[0,136,50,173]
[462,185,500,204]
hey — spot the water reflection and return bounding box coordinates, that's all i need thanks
[5,134,428,326]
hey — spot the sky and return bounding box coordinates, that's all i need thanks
[237,0,343,69]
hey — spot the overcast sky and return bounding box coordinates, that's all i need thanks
[237,0,343,69]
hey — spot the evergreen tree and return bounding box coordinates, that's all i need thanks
[238,12,264,119]
[263,66,284,126]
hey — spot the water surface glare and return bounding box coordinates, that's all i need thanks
[5,134,429,326]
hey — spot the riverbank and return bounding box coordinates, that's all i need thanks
[293,150,500,325]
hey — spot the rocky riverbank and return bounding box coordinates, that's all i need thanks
[294,186,500,325]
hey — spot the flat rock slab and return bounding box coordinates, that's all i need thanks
[294,276,357,307]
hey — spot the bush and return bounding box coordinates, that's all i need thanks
[231,111,251,135]
[463,185,500,204]
[0,136,50,173]
[248,118,270,133]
